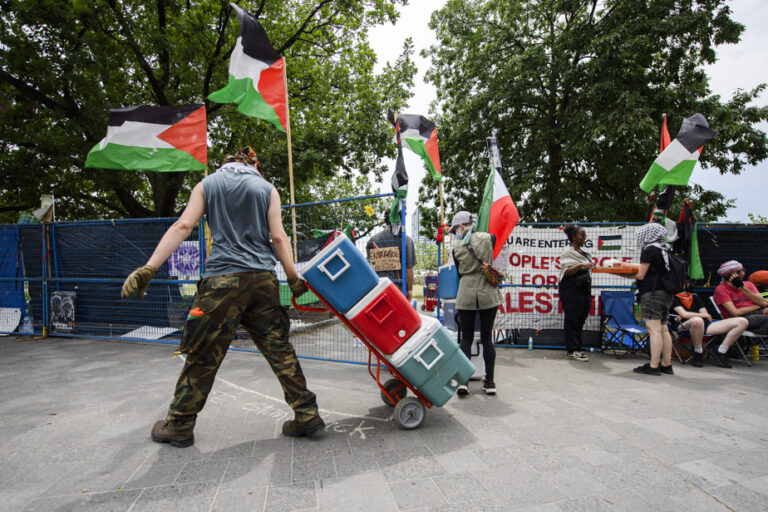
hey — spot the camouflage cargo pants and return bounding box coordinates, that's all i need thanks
[166,271,318,431]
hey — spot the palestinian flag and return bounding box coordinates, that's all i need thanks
[208,3,287,132]
[477,168,519,259]
[639,113,716,193]
[387,109,408,226]
[660,113,672,153]
[395,113,441,182]
[85,105,207,172]
[597,235,621,251]
[653,114,676,215]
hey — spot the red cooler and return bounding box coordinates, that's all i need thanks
[344,278,421,355]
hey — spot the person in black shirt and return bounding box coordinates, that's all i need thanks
[620,222,675,376]
[671,286,748,368]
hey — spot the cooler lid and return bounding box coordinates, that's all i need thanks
[389,315,441,366]
[300,232,349,278]
[343,277,391,319]
[438,262,456,271]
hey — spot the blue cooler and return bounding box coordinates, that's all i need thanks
[301,234,378,314]
[388,315,475,407]
[442,300,481,333]
[438,263,459,299]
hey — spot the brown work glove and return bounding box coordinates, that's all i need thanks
[287,276,309,298]
[121,264,158,299]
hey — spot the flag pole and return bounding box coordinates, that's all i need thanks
[439,181,445,265]
[283,61,298,262]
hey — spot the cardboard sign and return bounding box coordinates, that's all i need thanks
[369,246,401,272]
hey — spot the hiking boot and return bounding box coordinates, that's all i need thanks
[567,351,589,362]
[282,415,325,437]
[659,364,674,375]
[691,352,703,368]
[712,351,733,369]
[633,363,661,376]
[457,384,469,397]
[151,420,194,448]
[482,380,497,395]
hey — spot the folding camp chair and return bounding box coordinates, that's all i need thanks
[600,290,649,358]
[667,313,725,364]
[707,296,768,367]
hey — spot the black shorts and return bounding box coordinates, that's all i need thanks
[640,290,674,322]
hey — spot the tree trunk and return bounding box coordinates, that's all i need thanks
[149,172,186,217]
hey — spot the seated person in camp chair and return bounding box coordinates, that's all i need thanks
[671,283,748,368]
[713,260,768,335]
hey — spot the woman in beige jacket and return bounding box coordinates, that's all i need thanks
[449,211,503,396]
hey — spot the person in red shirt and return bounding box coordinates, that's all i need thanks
[713,260,768,335]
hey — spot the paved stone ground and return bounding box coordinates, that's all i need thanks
[2,336,768,512]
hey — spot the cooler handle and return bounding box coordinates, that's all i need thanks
[414,339,444,371]
[317,249,350,281]
[367,295,394,324]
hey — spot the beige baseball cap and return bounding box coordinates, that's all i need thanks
[449,211,472,233]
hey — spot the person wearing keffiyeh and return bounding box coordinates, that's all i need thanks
[618,222,676,376]
[712,259,768,337]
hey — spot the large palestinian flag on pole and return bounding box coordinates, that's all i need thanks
[208,3,287,132]
[395,114,441,182]
[387,109,408,227]
[85,105,207,172]
[478,168,520,259]
[639,113,716,193]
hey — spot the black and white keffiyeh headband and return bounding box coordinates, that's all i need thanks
[636,222,669,251]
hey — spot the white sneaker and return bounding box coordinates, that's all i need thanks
[567,351,589,361]
[457,384,469,396]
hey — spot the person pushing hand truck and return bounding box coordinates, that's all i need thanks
[122,147,323,448]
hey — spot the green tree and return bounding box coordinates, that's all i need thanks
[290,172,390,240]
[0,0,416,221]
[418,0,768,232]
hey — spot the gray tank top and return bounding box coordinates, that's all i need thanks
[202,162,276,277]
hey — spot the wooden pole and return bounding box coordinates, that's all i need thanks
[283,61,298,262]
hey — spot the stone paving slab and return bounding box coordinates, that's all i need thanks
[1,336,768,511]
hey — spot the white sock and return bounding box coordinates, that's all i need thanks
[718,344,729,354]
[694,346,703,354]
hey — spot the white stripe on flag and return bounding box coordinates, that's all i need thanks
[99,121,175,150]
[400,128,423,139]
[492,169,508,201]
[655,139,698,170]
[229,36,270,80]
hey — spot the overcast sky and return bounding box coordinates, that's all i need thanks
[368,0,768,224]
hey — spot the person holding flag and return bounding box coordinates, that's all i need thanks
[121,147,324,447]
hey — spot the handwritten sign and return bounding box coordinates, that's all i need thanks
[369,246,401,272]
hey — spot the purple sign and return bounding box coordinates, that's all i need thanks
[168,241,200,277]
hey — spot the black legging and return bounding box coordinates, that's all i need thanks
[458,307,497,382]
[559,276,591,353]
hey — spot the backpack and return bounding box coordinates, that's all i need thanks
[657,248,688,294]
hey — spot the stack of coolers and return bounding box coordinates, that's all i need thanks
[302,234,474,406]
[438,262,485,380]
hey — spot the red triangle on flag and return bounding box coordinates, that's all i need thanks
[158,106,208,166]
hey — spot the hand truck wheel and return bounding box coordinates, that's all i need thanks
[381,378,407,407]
[393,396,425,429]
